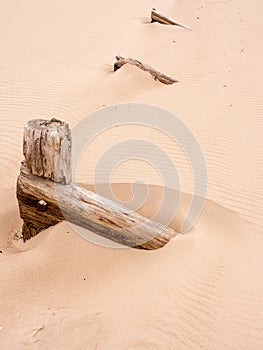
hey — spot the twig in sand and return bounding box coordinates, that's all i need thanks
[114,55,178,85]
[151,8,191,31]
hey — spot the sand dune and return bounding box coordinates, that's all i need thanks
[0,188,262,349]
[0,0,262,349]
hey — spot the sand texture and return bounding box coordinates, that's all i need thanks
[0,0,262,349]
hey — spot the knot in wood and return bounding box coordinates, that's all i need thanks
[37,200,47,212]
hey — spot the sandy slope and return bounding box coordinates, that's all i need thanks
[0,0,262,349]
[0,188,262,349]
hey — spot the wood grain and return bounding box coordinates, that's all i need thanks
[23,118,71,184]
[151,8,191,30]
[114,55,178,85]
[17,169,178,249]
[17,118,179,248]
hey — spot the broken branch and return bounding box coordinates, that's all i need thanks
[114,56,178,85]
[151,8,191,30]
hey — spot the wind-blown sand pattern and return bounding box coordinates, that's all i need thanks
[0,0,262,349]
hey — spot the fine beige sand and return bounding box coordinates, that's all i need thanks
[0,0,262,349]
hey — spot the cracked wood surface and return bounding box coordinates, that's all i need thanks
[17,170,178,249]
[23,118,71,184]
[17,118,178,249]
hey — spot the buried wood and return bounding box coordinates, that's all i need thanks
[17,170,177,249]
[23,118,72,184]
[151,8,191,30]
[17,118,179,249]
[114,56,178,85]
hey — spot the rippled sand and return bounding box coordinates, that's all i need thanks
[0,0,262,349]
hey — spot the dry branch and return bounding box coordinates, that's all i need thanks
[17,119,179,249]
[114,56,178,85]
[151,8,191,30]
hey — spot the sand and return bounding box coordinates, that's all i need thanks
[0,0,262,349]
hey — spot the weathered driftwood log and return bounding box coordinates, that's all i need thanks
[23,118,71,184]
[17,170,177,249]
[17,119,179,249]
[151,8,191,30]
[114,56,178,85]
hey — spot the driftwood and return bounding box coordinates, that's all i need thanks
[114,56,178,85]
[17,169,176,249]
[23,119,71,184]
[151,8,191,30]
[17,118,179,249]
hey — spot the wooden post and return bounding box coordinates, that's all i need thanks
[114,56,178,85]
[23,118,71,184]
[18,118,71,240]
[151,8,191,30]
[17,119,179,249]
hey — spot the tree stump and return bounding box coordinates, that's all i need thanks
[18,118,71,240]
[17,118,179,249]
[23,118,71,184]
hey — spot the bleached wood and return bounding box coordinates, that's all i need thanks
[23,118,71,184]
[17,170,178,249]
[151,8,191,30]
[114,56,178,85]
[17,118,179,249]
